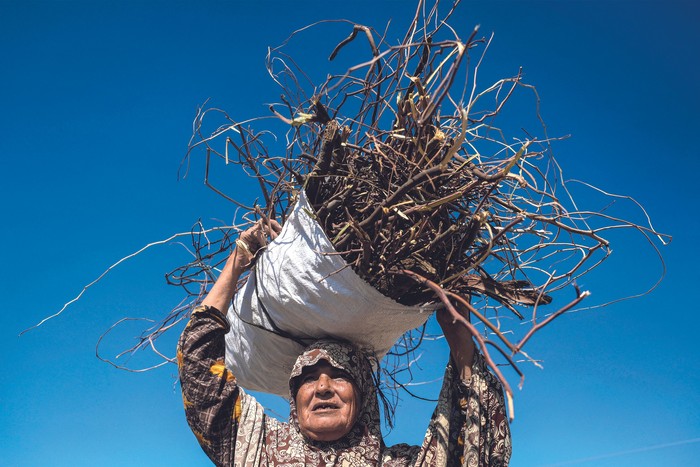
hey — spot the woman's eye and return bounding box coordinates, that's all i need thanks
[301,375,316,384]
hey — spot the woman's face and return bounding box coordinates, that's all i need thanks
[295,360,360,442]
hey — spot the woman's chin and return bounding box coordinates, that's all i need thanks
[301,423,351,442]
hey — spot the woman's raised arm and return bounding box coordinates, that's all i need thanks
[177,219,281,466]
[436,305,476,381]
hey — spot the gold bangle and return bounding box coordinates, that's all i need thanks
[235,239,252,255]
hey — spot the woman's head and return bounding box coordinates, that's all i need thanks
[294,359,359,441]
[289,340,380,443]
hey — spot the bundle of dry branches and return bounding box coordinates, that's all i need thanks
[27,0,669,418]
[175,0,670,414]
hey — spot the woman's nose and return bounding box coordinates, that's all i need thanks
[315,373,333,394]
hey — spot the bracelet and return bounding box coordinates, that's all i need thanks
[235,239,253,255]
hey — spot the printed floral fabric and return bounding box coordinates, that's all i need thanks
[178,305,511,466]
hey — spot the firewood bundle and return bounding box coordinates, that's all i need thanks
[302,105,552,314]
[176,0,667,411]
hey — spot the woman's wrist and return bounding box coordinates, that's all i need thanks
[437,307,475,381]
[229,242,254,272]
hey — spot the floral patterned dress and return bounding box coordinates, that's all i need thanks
[178,305,511,466]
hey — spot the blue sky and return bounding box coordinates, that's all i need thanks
[1,1,698,465]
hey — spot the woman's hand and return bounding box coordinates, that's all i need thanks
[436,302,476,381]
[202,219,282,312]
[233,219,283,271]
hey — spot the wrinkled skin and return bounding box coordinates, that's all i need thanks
[294,360,360,442]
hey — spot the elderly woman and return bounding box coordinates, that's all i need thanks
[178,221,511,466]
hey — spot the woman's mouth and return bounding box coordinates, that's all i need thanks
[312,402,339,411]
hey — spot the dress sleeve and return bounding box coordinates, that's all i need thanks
[459,350,512,466]
[177,304,242,467]
[384,350,511,466]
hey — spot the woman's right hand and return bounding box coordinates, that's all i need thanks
[233,219,283,270]
[202,218,282,312]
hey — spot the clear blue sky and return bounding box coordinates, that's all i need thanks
[1,1,698,466]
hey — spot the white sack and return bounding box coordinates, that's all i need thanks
[225,190,433,396]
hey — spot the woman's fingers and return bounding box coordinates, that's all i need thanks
[239,219,283,253]
[267,219,282,240]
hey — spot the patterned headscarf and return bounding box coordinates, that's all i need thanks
[286,340,384,461]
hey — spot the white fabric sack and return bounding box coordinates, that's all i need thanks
[225,190,433,396]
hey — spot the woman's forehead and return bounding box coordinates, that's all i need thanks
[300,359,350,377]
[290,342,371,392]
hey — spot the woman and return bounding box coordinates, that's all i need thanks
[178,221,512,466]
